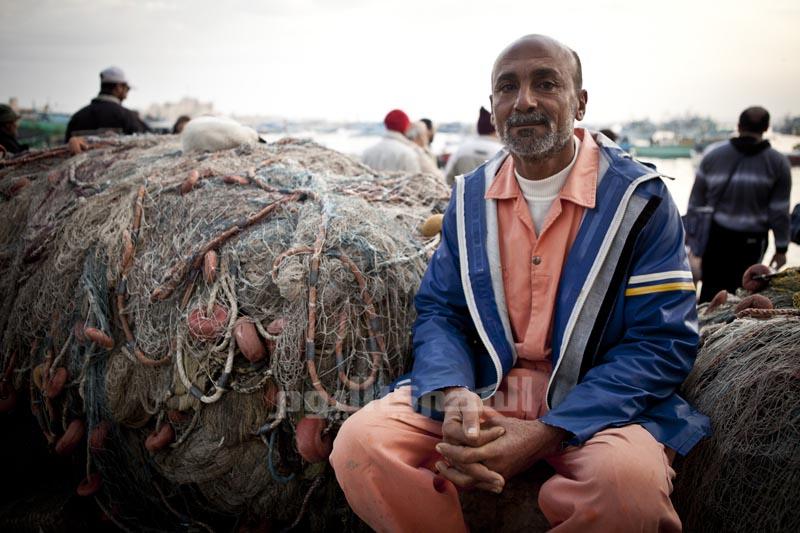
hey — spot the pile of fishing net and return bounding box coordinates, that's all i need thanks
[675,265,800,532]
[0,134,449,531]
[696,265,800,334]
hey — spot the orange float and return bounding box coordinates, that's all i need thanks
[55,419,86,456]
[234,318,267,363]
[706,290,728,313]
[419,213,444,237]
[742,264,772,292]
[77,473,102,496]
[180,169,200,194]
[734,294,773,314]
[84,327,114,349]
[145,423,175,453]
[188,304,228,341]
[88,420,112,451]
[223,175,249,185]
[46,367,69,398]
[265,317,287,353]
[295,416,332,463]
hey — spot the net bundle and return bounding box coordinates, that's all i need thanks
[676,273,800,531]
[0,135,449,530]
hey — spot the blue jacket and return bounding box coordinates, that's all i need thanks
[408,133,711,456]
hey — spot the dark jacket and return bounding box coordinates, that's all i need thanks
[65,95,150,141]
[0,130,29,155]
[689,137,792,252]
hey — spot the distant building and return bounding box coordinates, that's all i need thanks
[144,97,214,123]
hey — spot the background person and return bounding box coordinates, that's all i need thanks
[65,66,151,141]
[0,104,29,155]
[172,115,191,134]
[443,106,503,185]
[688,106,792,302]
[363,109,437,176]
[407,119,443,177]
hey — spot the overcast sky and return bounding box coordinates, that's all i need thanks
[2,0,799,125]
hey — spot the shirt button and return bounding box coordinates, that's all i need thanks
[532,256,542,265]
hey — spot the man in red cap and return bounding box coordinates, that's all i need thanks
[363,109,440,175]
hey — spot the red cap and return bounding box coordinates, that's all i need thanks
[384,109,411,133]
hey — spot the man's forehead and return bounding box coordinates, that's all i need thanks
[492,36,575,80]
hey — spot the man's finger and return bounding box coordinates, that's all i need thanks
[481,405,509,425]
[436,441,483,464]
[475,425,505,446]
[435,461,504,494]
[460,395,482,443]
[453,460,504,489]
[442,422,504,446]
[434,461,477,489]
[475,481,505,494]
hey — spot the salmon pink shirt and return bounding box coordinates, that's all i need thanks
[485,129,599,372]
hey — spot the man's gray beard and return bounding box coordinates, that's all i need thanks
[500,115,574,161]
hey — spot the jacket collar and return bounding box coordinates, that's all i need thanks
[93,94,122,105]
[484,128,598,209]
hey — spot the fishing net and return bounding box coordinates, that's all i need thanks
[675,311,800,531]
[0,134,448,530]
[696,266,800,336]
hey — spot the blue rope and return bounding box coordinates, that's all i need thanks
[267,430,295,484]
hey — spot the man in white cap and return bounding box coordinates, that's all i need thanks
[65,66,150,141]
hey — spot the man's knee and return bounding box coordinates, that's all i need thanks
[580,442,675,522]
[330,408,373,475]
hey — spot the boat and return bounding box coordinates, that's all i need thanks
[630,145,694,159]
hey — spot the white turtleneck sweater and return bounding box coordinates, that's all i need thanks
[514,136,581,235]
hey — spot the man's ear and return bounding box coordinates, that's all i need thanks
[489,96,496,127]
[575,89,588,121]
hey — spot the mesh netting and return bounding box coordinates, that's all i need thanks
[675,314,800,532]
[0,135,448,530]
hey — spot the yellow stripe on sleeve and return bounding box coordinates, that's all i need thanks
[625,282,696,296]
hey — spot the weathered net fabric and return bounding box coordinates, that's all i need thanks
[676,300,800,531]
[696,266,800,335]
[0,135,448,530]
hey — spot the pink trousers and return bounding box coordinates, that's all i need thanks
[330,380,681,532]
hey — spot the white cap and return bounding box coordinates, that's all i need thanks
[100,66,129,85]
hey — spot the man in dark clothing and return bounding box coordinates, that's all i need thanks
[0,104,29,155]
[65,67,151,141]
[689,106,792,302]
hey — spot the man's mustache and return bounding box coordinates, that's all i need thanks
[505,111,551,128]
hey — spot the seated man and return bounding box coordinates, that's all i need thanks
[331,34,710,532]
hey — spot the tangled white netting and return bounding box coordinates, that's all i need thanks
[0,135,448,530]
